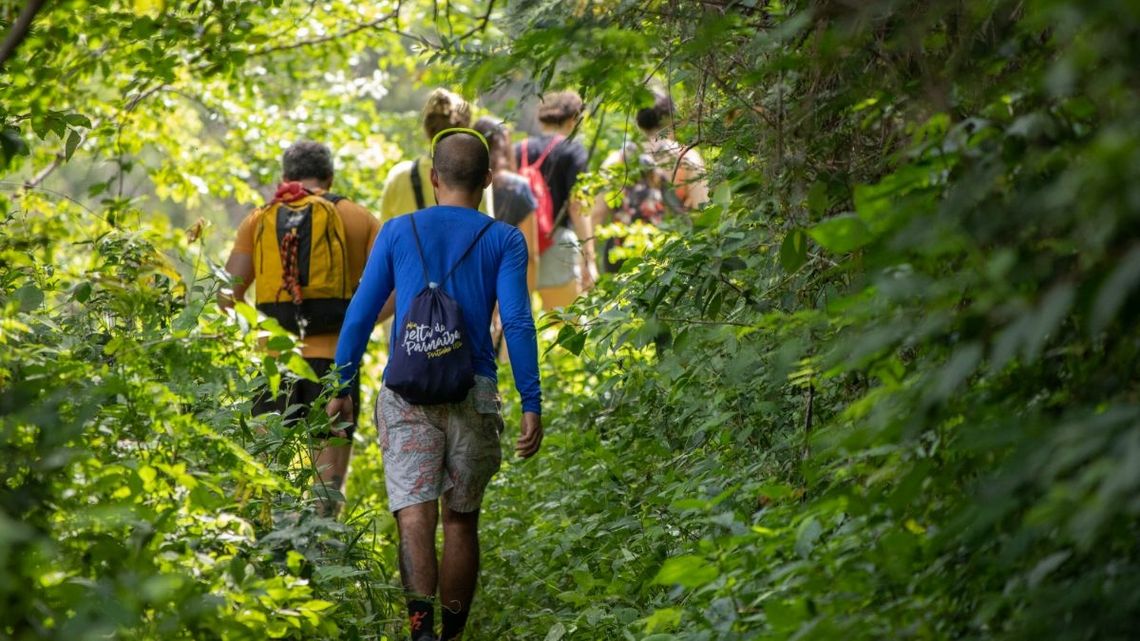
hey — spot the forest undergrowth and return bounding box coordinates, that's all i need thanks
[4,0,1140,640]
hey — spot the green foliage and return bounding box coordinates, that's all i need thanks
[455,0,1140,640]
[0,204,401,639]
[5,0,1140,639]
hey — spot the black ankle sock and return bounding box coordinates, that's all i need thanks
[440,607,470,641]
[407,598,435,640]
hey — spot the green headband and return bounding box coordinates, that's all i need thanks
[430,127,491,159]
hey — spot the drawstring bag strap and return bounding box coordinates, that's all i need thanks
[408,214,496,288]
[442,219,495,286]
[410,158,426,210]
[408,213,433,287]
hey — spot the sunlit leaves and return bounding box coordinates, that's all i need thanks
[652,555,719,588]
[807,214,873,254]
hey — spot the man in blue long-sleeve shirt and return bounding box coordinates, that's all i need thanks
[326,129,542,641]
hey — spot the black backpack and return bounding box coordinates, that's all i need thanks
[384,214,495,405]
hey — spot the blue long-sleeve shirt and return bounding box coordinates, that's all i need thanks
[334,205,542,414]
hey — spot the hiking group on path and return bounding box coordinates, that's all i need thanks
[219,88,707,641]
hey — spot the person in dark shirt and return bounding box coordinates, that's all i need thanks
[515,90,597,310]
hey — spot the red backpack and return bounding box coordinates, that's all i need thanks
[518,136,563,254]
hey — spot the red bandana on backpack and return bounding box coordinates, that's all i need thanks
[272,182,310,305]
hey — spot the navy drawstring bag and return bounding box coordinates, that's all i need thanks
[385,214,496,405]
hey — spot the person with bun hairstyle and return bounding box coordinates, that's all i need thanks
[379,88,494,221]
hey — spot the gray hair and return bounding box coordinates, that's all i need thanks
[282,141,334,182]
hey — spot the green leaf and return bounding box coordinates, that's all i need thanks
[720,256,747,272]
[779,229,808,272]
[63,113,93,128]
[0,126,29,166]
[285,353,319,382]
[1027,550,1070,589]
[556,324,586,356]
[806,181,828,217]
[72,281,93,303]
[46,115,67,139]
[1091,246,1140,333]
[765,598,808,631]
[16,284,44,311]
[64,129,81,161]
[265,357,281,397]
[807,214,873,253]
[234,301,259,326]
[267,335,294,352]
[543,622,567,641]
[794,516,821,558]
[929,342,982,401]
[652,555,719,588]
[641,607,681,633]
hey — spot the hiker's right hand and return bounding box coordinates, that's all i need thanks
[325,395,354,438]
[516,412,543,458]
[580,259,598,292]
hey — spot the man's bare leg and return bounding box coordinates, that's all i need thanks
[439,501,480,641]
[313,441,351,517]
[397,501,440,639]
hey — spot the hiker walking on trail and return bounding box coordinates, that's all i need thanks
[379,88,494,221]
[515,90,597,310]
[473,116,539,290]
[220,140,381,516]
[327,128,543,641]
[593,90,709,272]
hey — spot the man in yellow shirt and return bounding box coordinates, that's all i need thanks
[379,88,494,221]
[221,140,381,515]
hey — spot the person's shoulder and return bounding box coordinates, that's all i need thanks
[332,196,373,216]
[491,217,525,244]
[384,159,416,182]
[557,136,588,161]
[501,172,532,193]
[333,197,380,226]
[237,207,262,226]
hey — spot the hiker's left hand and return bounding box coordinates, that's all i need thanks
[516,411,544,458]
[325,395,354,438]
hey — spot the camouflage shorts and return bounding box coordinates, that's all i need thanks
[375,376,504,513]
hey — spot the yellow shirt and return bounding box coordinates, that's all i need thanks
[232,190,381,359]
[379,155,494,222]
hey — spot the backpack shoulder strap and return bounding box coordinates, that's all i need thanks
[321,192,344,205]
[410,158,426,210]
[518,139,531,171]
[408,213,432,286]
[442,219,496,286]
[534,135,563,168]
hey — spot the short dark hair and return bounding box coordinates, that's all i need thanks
[537,90,583,125]
[636,92,673,132]
[433,132,490,193]
[282,141,334,182]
